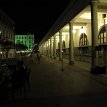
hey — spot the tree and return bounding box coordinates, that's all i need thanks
[15,43,28,51]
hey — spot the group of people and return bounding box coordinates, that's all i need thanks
[8,60,30,92]
[0,60,30,98]
[5,51,41,92]
[1,51,42,98]
[31,51,41,63]
[11,51,41,89]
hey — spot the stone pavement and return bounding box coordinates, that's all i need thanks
[2,55,107,107]
[58,57,91,71]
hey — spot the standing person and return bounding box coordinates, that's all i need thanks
[30,52,34,63]
[36,51,41,63]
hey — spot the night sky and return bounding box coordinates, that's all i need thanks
[0,0,71,44]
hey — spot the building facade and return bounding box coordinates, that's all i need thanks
[15,34,34,51]
[39,0,107,73]
[0,8,15,59]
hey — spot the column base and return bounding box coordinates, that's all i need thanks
[61,68,64,72]
[91,66,106,74]
[59,58,62,61]
[50,56,52,58]
[69,61,74,65]
[53,57,56,59]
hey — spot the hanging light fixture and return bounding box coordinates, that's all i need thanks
[80,26,84,34]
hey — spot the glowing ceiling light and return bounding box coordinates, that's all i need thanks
[80,26,85,33]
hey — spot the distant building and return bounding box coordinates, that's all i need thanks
[0,8,15,59]
[15,34,34,51]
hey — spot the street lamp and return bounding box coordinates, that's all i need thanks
[0,51,2,66]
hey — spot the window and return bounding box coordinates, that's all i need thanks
[17,40,20,44]
[79,33,88,46]
[98,24,107,44]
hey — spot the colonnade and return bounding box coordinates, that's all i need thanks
[39,0,106,73]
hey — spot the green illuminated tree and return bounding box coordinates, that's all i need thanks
[15,43,28,51]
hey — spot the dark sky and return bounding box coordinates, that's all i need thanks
[0,0,71,44]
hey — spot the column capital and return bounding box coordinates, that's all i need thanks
[91,0,99,3]
[69,20,74,24]
[59,29,63,32]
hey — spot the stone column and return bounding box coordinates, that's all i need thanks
[59,30,62,61]
[39,45,42,53]
[90,0,98,72]
[69,21,74,65]
[50,37,52,58]
[39,45,41,53]
[46,41,48,56]
[44,42,47,56]
[48,40,50,58]
[53,35,56,59]
[41,44,43,55]
[43,43,45,55]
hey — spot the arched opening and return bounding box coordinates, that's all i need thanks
[79,33,88,46]
[97,24,107,67]
[78,33,89,62]
[98,24,107,44]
